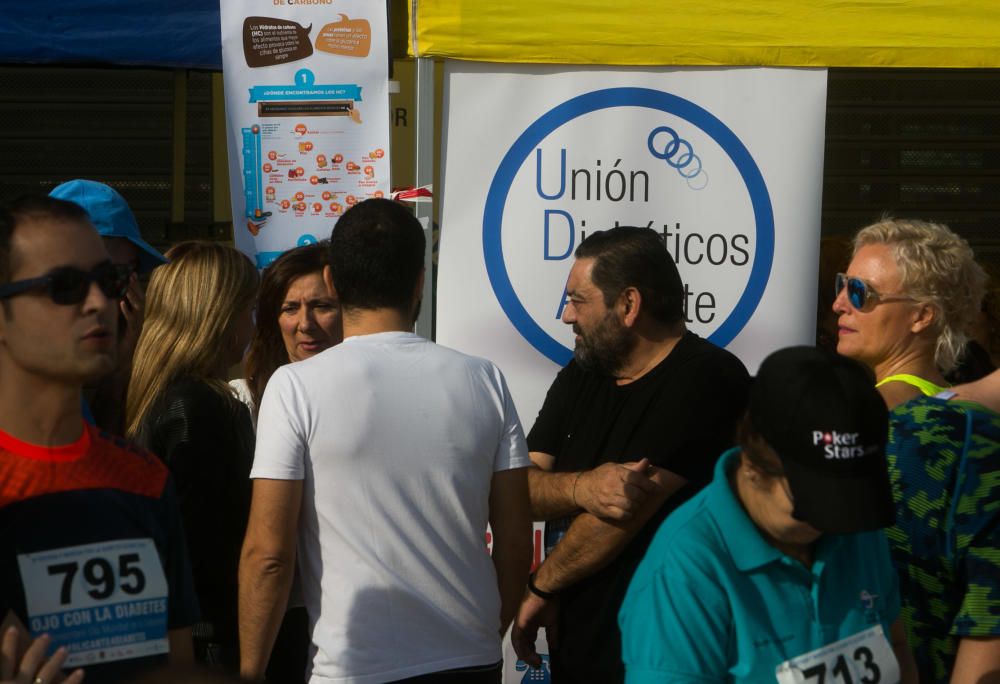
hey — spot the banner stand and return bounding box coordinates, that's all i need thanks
[414,57,435,339]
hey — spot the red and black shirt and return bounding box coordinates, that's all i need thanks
[0,423,199,683]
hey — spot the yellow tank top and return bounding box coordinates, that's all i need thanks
[874,373,948,397]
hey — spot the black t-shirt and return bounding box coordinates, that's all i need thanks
[0,423,199,684]
[136,379,255,650]
[527,332,750,684]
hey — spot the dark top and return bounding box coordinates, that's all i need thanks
[527,332,750,684]
[0,423,199,684]
[136,378,254,650]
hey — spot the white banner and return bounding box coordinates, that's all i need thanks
[438,65,827,682]
[439,63,828,426]
[221,1,391,267]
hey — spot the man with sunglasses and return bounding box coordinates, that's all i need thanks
[0,196,198,684]
[50,179,167,435]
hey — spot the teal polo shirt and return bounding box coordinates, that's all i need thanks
[619,448,900,683]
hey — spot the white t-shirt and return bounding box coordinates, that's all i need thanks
[252,331,530,684]
[228,378,255,427]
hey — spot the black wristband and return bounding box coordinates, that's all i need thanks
[527,572,558,600]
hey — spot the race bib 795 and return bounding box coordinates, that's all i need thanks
[17,538,169,667]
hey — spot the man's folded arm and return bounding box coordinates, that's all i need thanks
[534,462,686,593]
[527,451,664,522]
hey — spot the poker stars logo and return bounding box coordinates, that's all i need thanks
[482,87,775,365]
[812,430,868,459]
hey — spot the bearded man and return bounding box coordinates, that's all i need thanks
[512,226,751,684]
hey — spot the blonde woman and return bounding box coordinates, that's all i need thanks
[833,217,984,407]
[126,241,259,671]
[833,218,1000,683]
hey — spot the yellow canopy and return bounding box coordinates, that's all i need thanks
[409,1,1000,68]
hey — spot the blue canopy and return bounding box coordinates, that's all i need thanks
[0,1,222,70]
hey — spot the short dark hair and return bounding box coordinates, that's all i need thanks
[574,226,684,325]
[735,411,785,478]
[245,242,330,413]
[0,195,91,286]
[327,199,425,311]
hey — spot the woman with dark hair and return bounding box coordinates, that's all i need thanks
[231,242,341,422]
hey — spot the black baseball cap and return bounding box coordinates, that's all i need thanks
[749,346,895,534]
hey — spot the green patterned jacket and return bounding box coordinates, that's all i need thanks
[887,397,1000,683]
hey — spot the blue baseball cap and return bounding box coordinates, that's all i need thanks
[49,179,167,274]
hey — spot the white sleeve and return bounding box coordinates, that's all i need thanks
[490,363,531,473]
[250,366,308,480]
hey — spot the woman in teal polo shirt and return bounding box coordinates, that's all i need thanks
[620,347,917,684]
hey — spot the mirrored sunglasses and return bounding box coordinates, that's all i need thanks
[835,272,914,312]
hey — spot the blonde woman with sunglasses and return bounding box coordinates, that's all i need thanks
[832,218,984,407]
[832,218,1000,684]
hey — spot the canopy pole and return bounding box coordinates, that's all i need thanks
[414,57,435,340]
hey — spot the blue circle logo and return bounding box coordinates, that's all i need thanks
[482,87,774,366]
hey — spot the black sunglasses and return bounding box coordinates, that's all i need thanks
[0,261,128,306]
[114,262,138,281]
[835,272,914,312]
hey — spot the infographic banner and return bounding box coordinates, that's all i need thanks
[221,1,391,267]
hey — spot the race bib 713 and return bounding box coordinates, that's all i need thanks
[774,624,899,684]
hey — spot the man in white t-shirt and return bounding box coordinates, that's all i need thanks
[238,198,533,684]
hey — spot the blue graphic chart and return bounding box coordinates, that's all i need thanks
[242,125,263,219]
